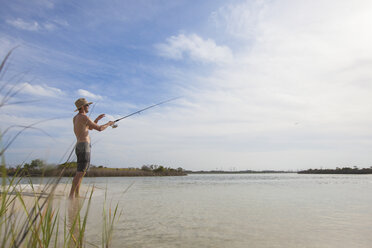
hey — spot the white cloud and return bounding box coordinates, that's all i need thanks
[52,19,69,27]
[142,0,372,170]
[210,0,266,40]
[6,18,40,31]
[43,19,69,31]
[43,22,56,31]
[9,82,63,97]
[77,89,103,100]
[6,18,68,32]
[155,34,233,63]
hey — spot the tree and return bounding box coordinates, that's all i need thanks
[31,159,45,169]
[141,165,151,171]
[154,165,165,173]
[24,159,45,170]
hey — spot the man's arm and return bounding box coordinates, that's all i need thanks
[89,114,105,130]
[85,116,114,132]
[94,114,105,123]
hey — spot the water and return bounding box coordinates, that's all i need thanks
[13,174,372,247]
[73,173,372,248]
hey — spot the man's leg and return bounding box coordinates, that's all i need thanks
[74,171,86,197]
[70,142,90,198]
[69,172,84,198]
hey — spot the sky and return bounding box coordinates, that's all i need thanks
[1,0,372,171]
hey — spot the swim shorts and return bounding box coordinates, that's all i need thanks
[75,142,91,172]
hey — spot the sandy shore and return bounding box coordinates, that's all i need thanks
[3,183,95,213]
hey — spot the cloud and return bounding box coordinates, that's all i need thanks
[144,0,372,170]
[42,19,69,31]
[155,34,233,63]
[77,89,103,100]
[52,19,69,27]
[6,18,40,31]
[8,82,63,97]
[5,18,68,32]
[34,0,54,9]
[210,0,266,40]
[43,22,56,31]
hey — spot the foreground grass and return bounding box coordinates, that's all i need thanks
[0,169,122,247]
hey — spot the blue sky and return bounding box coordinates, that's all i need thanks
[1,0,372,171]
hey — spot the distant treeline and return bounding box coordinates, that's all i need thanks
[298,167,372,174]
[188,170,293,174]
[4,159,187,177]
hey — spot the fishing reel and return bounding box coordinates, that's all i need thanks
[112,123,118,128]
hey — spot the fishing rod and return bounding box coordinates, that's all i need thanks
[112,97,180,128]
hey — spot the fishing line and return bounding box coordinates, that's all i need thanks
[112,96,180,128]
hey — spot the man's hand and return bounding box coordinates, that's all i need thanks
[108,121,115,126]
[94,114,105,123]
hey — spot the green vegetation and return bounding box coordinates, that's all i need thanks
[5,160,187,177]
[87,164,186,177]
[298,167,372,174]
[189,170,293,174]
[0,171,122,247]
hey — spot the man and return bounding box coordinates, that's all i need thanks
[69,98,114,198]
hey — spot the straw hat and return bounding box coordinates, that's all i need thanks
[74,98,92,112]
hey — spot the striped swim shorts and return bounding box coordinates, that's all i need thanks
[75,142,91,172]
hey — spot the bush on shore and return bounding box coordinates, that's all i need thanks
[4,159,187,177]
[298,166,372,174]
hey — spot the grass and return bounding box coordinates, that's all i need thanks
[1,167,124,247]
[0,168,122,247]
[0,49,122,247]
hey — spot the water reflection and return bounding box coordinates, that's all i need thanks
[67,197,84,247]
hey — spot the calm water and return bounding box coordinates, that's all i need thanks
[17,174,372,247]
[69,173,372,248]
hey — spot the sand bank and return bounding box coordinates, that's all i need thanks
[2,183,97,213]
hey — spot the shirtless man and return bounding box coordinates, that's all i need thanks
[69,98,114,198]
